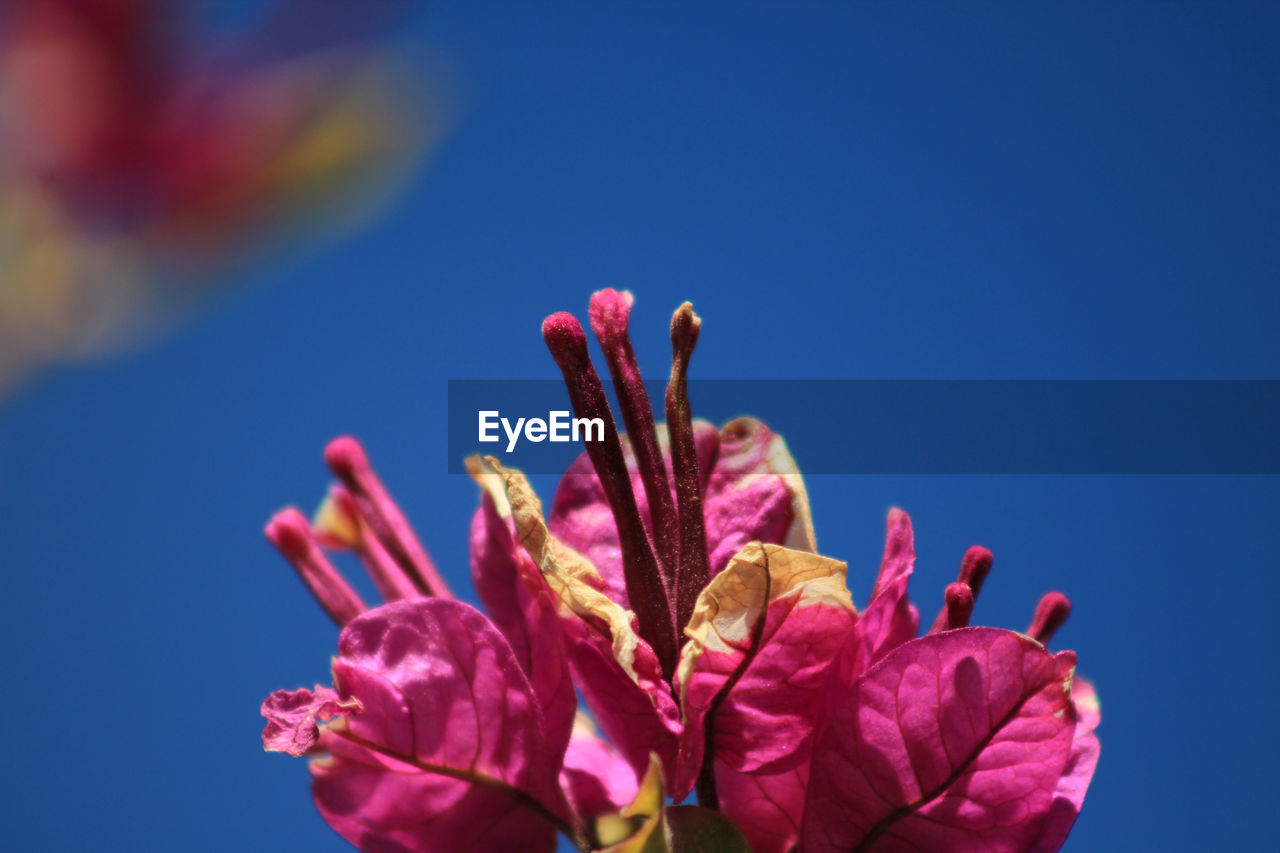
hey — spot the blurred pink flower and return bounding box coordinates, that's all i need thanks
[0,0,432,390]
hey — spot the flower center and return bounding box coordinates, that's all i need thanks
[542,291,712,679]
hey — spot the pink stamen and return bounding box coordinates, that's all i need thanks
[928,545,994,632]
[589,288,680,591]
[544,310,678,677]
[323,436,452,599]
[266,508,366,626]
[1027,591,1071,645]
[930,582,974,633]
[666,302,710,634]
[318,485,420,603]
[958,545,994,600]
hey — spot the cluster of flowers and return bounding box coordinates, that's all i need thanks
[261,290,1100,852]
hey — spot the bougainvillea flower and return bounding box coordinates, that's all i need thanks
[261,290,1099,852]
[545,290,815,646]
[262,598,583,851]
[685,510,1102,853]
[0,0,430,391]
[262,438,638,851]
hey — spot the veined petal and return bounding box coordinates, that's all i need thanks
[825,509,921,704]
[714,765,807,853]
[676,543,855,799]
[547,444,634,609]
[307,598,575,853]
[802,627,1078,853]
[703,418,816,575]
[467,455,576,765]
[488,457,682,781]
[1030,676,1102,853]
[861,508,921,660]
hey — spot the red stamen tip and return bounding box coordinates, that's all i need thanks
[588,288,636,345]
[324,435,368,478]
[321,435,452,599]
[1027,591,1071,645]
[542,311,590,368]
[264,508,314,562]
[943,582,975,630]
[958,545,994,599]
[265,507,365,627]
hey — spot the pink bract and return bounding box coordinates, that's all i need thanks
[260,291,1100,853]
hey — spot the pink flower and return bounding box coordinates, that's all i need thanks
[260,438,631,852]
[260,291,1099,852]
[690,510,1103,853]
[0,0,426,390]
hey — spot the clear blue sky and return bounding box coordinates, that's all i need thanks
[1,3,1277,850]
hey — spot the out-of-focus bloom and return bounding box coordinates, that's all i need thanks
[0,0,432,391]
[261,291,1099,852]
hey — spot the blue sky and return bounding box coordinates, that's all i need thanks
[1,3,1277,850]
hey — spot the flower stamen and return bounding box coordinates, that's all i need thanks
[957,546,994,599]
[589,288,680,595]
[543,311,679,677]
[931,582,974,632]
[666,302,711,635]
[324,436,452,598]
[928,545,993,633]
[314,485,420,602]
[266,508,366,626]
[1027,591,1071,645]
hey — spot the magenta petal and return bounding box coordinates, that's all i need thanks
[261,685,359,756]
[309,598,570,853]
[469,495,533,667]
[845,509,921,678]
[563,617,683,784]
[1030,677,1102,853]
[677,544,854,841]
[703,418,816,575]
[559,715,641,820]
[468,460,576,765]
[548,445,635,608]
[1071,674,1102,732]
[678,544,856,779]
[716,765,808,853]
[548,417,815,608]
[490,459,682,785]
[1029,728,1100,853]
[871,507,915,598]
[802,627,1079,853]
